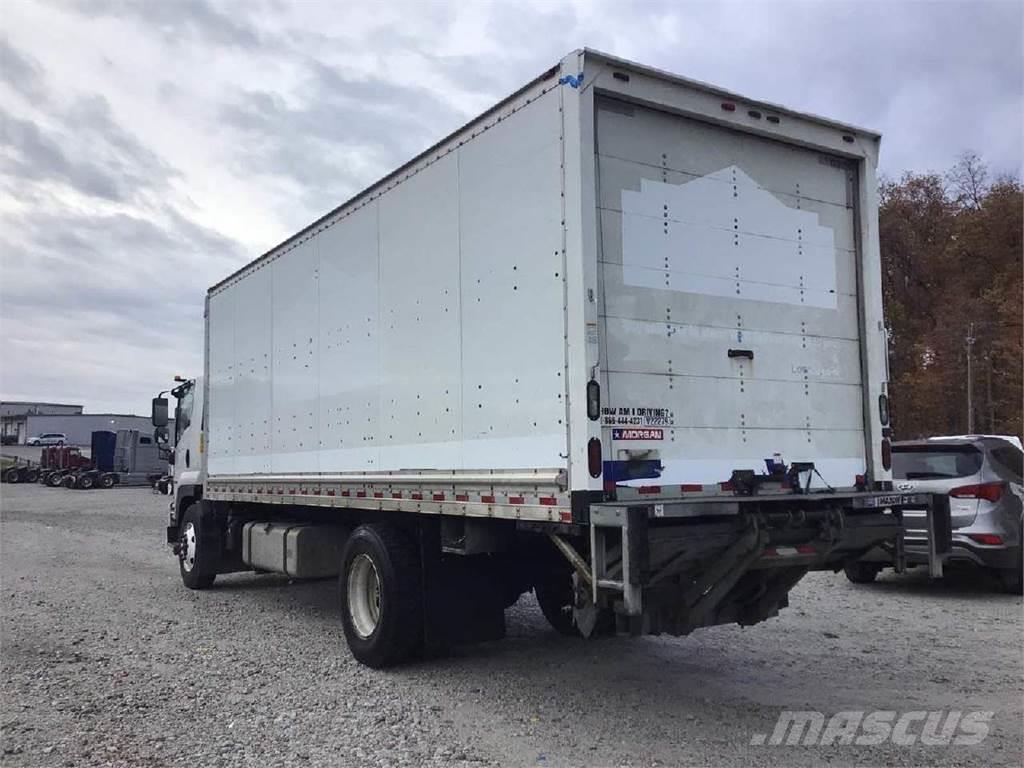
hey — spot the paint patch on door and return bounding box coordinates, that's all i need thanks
[620,165,838,309]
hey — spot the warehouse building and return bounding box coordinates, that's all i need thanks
[23,414,163,447]
[1,401,83,445]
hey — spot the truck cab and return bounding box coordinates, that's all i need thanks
[154,377,205,543]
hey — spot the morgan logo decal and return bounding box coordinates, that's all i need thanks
[612,428,664,441]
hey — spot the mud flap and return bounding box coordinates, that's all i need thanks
[419,519,506,655]
[926,494,953,578]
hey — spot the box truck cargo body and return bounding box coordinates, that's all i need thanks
[161,50,931,668]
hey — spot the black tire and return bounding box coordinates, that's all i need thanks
[24,469,39,483]
[178,503,217,590]
[844,561,881,584]
[77,474,94,490]
[4,468,20,483]
[99,474,115,489]
[535,573,580,636]
[339,524,423,668]
[997,548,1023,595]
[47,472,64,487]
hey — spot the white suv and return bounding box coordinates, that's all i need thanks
[27,433,67,446]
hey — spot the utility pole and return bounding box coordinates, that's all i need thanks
[965,322,975,433]
[987,354,994,432]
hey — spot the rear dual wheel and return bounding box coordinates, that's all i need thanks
[844,561,882,584]
[339,524,423,669]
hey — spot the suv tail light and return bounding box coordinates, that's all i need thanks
[881,438,891,470]
[967,533,1004,546]
[949,482,1006,503]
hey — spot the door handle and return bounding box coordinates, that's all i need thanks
[185,449,190,468]
[727,349,754,360]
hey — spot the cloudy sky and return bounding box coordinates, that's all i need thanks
[1,0,1021,415]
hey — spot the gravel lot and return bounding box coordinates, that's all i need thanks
[2,485,1021,767]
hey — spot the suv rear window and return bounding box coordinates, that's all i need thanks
[891,445,983,480]
[989,445,1023,483]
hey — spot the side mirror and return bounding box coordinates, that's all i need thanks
[154,426,169,446]
[152,397,169,427]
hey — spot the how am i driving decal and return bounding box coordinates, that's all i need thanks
[601,406,674,438]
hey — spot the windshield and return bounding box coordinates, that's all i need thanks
[175,388,194,442]
[891,445,983,480]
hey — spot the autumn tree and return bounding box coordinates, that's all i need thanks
[880,154,1023,439]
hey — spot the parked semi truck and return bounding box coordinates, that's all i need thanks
[156,49,935,668]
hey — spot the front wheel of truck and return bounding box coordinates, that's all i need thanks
[339,524,423,668]
[179,503,216,590]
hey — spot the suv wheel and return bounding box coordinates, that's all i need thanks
[997,548,1023,595]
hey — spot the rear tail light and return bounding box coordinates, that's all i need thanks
[878,394,890,425]
[587,438,602,478]
[881,438,891,470]
[586,380,601,421]
[950,482,1006,503]
[967,533,1004,546]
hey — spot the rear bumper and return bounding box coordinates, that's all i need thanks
[584,491,918,636]
[906,537,1021,571]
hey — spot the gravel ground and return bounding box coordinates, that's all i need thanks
[2,485,1021,767]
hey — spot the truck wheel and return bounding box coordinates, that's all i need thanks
[47,472,64,487]
[534,574,579,636]
[844,561,881,584]
[25,469,39,483]
[339,525,423,668]
[77,474,94,490]
[99,474,115,489]
[179,503,217,590]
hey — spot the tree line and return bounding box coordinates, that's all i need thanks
[880,153,1022,440]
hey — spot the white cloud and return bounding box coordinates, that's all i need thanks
[1,0,1020,414]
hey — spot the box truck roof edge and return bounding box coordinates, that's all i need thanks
[207,48,881,298]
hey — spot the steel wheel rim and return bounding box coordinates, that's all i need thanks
[181,522,197,573]
[347,553,382,639]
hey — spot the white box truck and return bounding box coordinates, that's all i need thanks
[155,49,931,668]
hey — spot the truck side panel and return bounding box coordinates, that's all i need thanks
[207,86,569,478]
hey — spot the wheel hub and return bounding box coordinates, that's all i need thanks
[180,522,197,573]
[347,554,382,639]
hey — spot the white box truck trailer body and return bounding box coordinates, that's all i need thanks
[163,50,929,668]
[203,49,888,509]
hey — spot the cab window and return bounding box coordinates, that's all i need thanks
[176,389,194,440]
